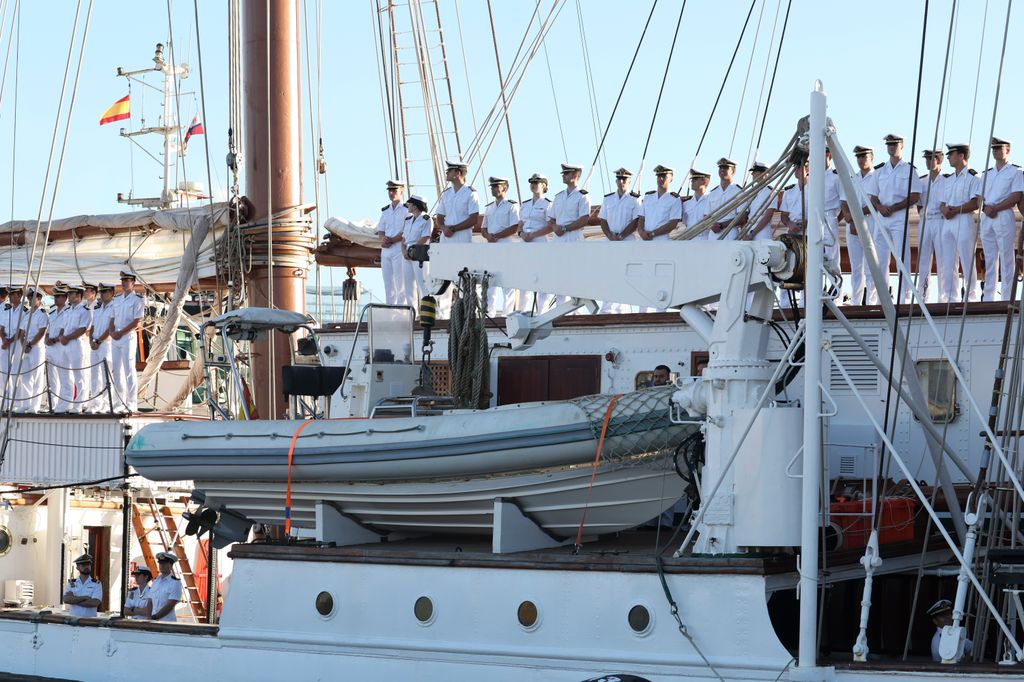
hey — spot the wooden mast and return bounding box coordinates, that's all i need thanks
[243,0,306,419]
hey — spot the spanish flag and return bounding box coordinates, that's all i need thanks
[99,95,130,125]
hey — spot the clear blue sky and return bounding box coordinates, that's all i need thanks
[0,0,1020,308]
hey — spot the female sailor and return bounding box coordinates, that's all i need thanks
[517,173,553,313]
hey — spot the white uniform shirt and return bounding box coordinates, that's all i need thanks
[46,305,67,342]
[20,307,48,346]
[598,190,641,236]
[436,184,480,244]
[90,302,113,342]
[482,199,521,239]
[64,302,90,336]
[124,583,151,619]
[402,214,432,246]
[149,573,182,622]
[780,183,807,224]
[747,186,779,240]
[520,197,552,238]
[639,190,682,241]
[706,182,743,225]
[865,159,923,222]
[546,187,591,243]
[941,167,982,212]
[3,304,25,342]
[842,169,875,214]
[824,168,842,212]
[112,292,145,334]
[982,163,1024,214]
[66,577,102,617]
[683,193,710,229]
[918,172,948,215]
[375,202,409,249]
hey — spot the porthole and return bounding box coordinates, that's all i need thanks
[0,526,11,557]
[628,604,652,634]
[517,600,539,629]
[314,591,334,617]
[414,596,434,624]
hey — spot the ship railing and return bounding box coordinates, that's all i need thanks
[370,394,456,419]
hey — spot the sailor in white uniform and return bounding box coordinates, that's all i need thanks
[481,176,521,316]
[518,173,554,313]
[939,143,983,303]
[824,149,842,267]
[18,288,48,413]
[88,283,116,412]
[44,284,69,412]
[865,134,923,304]
[375,179,410,306]
[401,195,433,306]
[546,163,592,308]
[683,168,712,235]
[0,286,25,409]
[110,270,145,413]
[741,162,779,241]
[927,599,972,663]
[123,564,153,619]
[706,158,743,239]
[0,287,8,389]
[637,165,682,242]
[150,551,183,622]
[435,160,480,244]
[59,284,90,414]
[63,553,103,617]
[916,149,948,302]
[779,163,808,233]
[598,167,641,313]
[980,137,1024,301]
[839,146,876,305]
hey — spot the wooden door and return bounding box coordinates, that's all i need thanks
[497,355,601,405]
[85,526,111,612]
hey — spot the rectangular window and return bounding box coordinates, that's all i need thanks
[915,359,957,423]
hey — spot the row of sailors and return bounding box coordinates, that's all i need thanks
[377,138,1024,312]
[0,271,144,413]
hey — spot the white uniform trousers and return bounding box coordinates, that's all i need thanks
[941,214,979,303]
[485,286,518,318]
[845,221,867,305]
[824,209,841,268]
[380,244,408,306]
[403,259,425,310]
[917,212,945,303]
[61,336,89,413]
[869,217,913,304]
[111,334,138,412]
[517,239,553,315]
[88,340,113,412]
[45,343,64,412]
[17,342,45,412]
[980,212,1017,301]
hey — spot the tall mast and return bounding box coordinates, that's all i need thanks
[243,0,306,419]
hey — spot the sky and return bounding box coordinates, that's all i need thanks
[0,0,1020,311]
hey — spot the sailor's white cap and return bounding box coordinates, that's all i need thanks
[155,551,178,564]
[927,599,952,617]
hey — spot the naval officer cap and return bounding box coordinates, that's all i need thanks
[653,164,674,175]
[444,159,468,173]
[991,136,1013,148]
[155,551,178,564]
[487,176,509,186]
[749,161,769,173]
[852,145,873,156]
[97,282,115,292]
[946,142,970,155]
[921,148,943,158]
[613,167,633,179]
[384,179,405,189]
[528,172,548,184]
[927,599,953,617]
[689,168,711,180]
[716,157,737,168]
[560,163,583,174]
[404,194,428,212]
[52,283,68,296]
[119,270,137,281]
[82,282,97,291]
[131,564,153,576]
[73,553,93,565]
[883,133,904,144]
[6,284,22,293]
[66,284,84,294]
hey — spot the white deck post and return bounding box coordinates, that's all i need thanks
[796,81,828,677]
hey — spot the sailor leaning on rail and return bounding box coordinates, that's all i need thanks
[481,175,521,316]
[19,288,47,413]
[516,171,553,314]
[597,167,640,314]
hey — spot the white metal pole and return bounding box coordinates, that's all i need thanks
[162,61,174,207]
[798,80,827,671]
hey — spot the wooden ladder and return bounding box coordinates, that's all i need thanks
[131,498,206,620]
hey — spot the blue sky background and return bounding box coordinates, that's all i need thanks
[0,0,1020,310]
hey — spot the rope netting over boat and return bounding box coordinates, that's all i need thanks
[570,386,695,464]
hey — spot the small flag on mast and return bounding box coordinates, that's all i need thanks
[183,114,205,149]
[99,95,130,125]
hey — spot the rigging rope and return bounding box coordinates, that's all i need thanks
[752,0,792,159]
[541,41,568,161]
[447,271,489,410]
[574,0,608,192]
[742,0,783,174]
[729,0,767,161]
[485,0,522,202]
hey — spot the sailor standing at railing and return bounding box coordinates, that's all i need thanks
[87,283,115,413]
[44,284,69,412]
[376,179,409,306]
[980,137,1024,301]
[839,146,876,305]
[637,165,681,242]
[939,143,982,303]
[682,168,712,234]
[740,162,779,241]
[0,286,8,386]
[706,158,744,239]
[150,551,182,622]
[59,285,90,414]
[481,176,521,316]
[545,163,592,309]
[109,270,144,413]
[18,288,48,413]
[916,149,948,303]
[401,195,432,304]
[0,286,23,408]
[516,172,553,314]
[598,167,640,313]
[824,149,843,267]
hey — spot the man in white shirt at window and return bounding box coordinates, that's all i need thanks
[598,168,641,313]
[980,137,1024,301]
[481,176,521,316]
[865,134,923,304]
[939,143,983,303]
[376,179,410,306]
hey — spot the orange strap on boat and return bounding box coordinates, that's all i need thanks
[574,393,621,550]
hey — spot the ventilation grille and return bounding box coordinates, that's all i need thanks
[838,455,858,477]
[829,333,880,393]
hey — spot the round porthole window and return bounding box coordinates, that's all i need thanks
[517,600,539,629]
[628,604,652,634]
[314,591,335,617]
[414,596,434,624]
[0,526,11,557]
